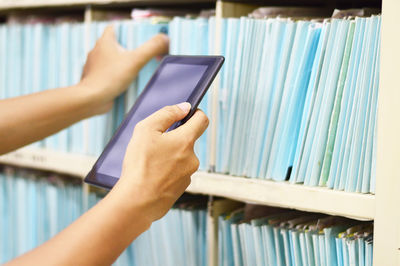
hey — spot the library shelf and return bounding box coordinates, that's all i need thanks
[188,172,375,221]
[0,0,214,11]
[0,147,375,221]
[0,147,96,177]
[1,0,397,262]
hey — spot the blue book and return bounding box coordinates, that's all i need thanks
[268,21,320,181]
[221,17,247,174]
[217,18,240,174]
[335,18,367,191]
[357,17,381,193]
[302,19,342,186]
[235,19,267,176]
[345,16,380,192]
[258,20,297,179]
[291,20,331,184]
[320,21,356,187]
[307,19,350,186]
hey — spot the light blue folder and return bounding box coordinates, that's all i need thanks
[335,18,367,191]
[358,17,381,193]
[257,20,296,179]
[267,21,320,181]
[328,17,365,189]
[245,19,281,178]
[320,20,356,186]
[218,18,240,174]
[345,16,379,192]
[291,20,330,184]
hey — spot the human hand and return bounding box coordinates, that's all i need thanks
[113,103,209,222]
[80,25,169,114]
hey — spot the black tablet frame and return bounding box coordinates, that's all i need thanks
[84,55,224,189]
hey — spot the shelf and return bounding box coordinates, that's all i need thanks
[0,147,375,221]
[0,147,96,177]
[0,0,214,11]
[188,172,375,221]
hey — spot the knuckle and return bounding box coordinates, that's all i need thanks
[182,137,195,148]
[134,120,146,131]
[202,114,210,127]
[192,156,200,171]
[183,176,191,188]
[197,110,209,125]
[163,105,179,117]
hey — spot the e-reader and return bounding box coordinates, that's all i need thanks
[84,55,224,189]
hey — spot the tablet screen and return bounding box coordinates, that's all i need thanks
[97,63,208,179]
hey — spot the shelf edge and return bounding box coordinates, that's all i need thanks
[188,172,375,221]
[0,148,375,220]
[0,0,214,11]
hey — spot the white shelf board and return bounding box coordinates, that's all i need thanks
[188,172,375,221]
[0,148,375,220]
[0,0,213,10]
[0,147,96,177]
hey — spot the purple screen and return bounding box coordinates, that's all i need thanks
[97,63,208,178]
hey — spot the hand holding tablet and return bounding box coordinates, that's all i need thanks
[85,55,224,189]
[113,102,209,221]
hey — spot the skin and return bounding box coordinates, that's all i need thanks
[2,25,209,265]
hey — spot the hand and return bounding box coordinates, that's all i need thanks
[114,103,209,222]
[79,25,169,114]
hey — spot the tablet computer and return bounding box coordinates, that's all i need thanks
[84,55,224,189]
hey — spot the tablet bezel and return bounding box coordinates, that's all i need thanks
[84,55,224,189]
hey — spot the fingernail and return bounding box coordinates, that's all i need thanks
[177,102,191,113]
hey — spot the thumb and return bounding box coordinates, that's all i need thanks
[129,34,169,70]
[141,103,191,133]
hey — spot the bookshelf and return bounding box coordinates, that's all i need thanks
[0,147,375,221]
[0,147,95,177]
[0,0,398,265]
[0,0,214,11]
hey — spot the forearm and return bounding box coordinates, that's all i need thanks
[0,83,105,155]
[6,183,152,266]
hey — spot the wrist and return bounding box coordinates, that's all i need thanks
[74,81,113,116]
[108,176,154,228]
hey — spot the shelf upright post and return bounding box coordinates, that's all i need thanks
[374,0,400,264]
[207,3,260,265]
[208,1,221,173]
[207,197,243,266]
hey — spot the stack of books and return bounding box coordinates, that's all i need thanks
[219,205,373,266]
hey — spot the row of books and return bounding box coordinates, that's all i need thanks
[0,17,213,170]
[0,166,208,265]
[89,191,209,266]
[4,165,373,266]
[219,204,373,266]
[0,19,167,157]
[215,15,380,194]
[0,166,84,262]
[0,11,380,193]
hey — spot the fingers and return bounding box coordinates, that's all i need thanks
[101,25,117,41]
[129,34,169,70]
[139,103,191,133]
[169,109,209,142]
